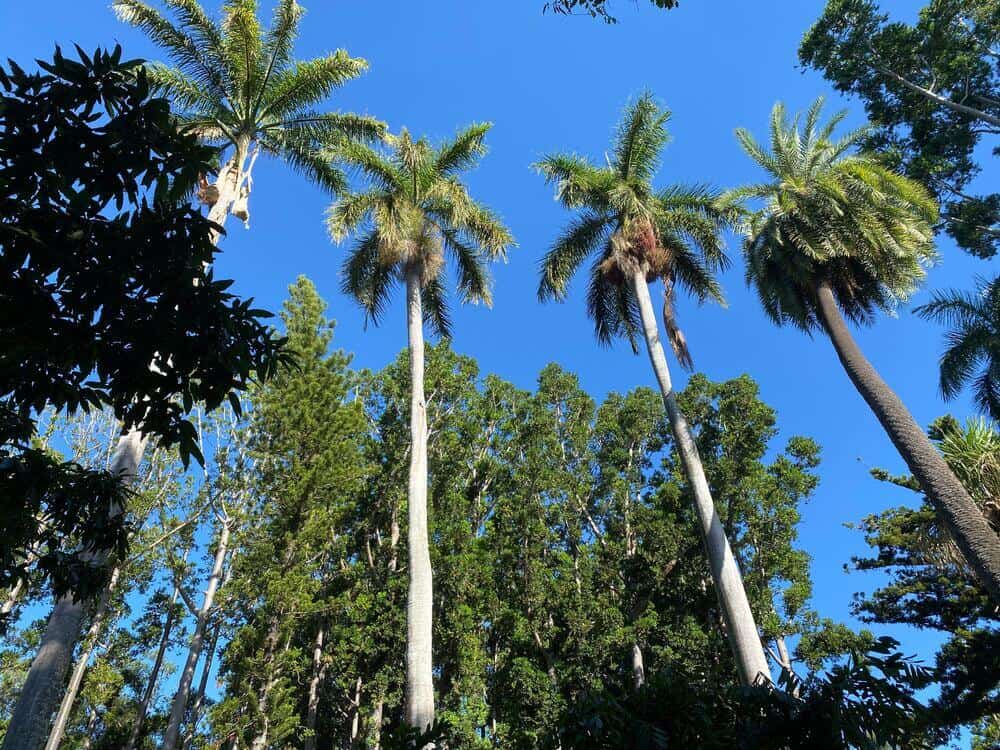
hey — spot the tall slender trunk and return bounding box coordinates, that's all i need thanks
[1,432,144,750]
[161,520,231,750]
[372,698,384,750]
[404,266,435,731]
[125,580,183,750]
[303,623,327,750]
[78,706,99,750]
[630,270,771,686]
[815,280,1000,603]
[43,566,121,750]
[350,677,363,743]
[631,644,645,690]
[182,620,222,749]
[249,628,288,750]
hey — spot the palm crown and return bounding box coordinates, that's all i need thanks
[327,124,515,337]
[733,98,938,332]
[535,93,734,365]
[113,0,384,193]
[917,276,1000,420]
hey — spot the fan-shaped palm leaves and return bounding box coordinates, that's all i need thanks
[535,93,772,687]
[328,124,513,731]
[917,275,1000,421]
[733,98,1000,605]
[114,0,384,234]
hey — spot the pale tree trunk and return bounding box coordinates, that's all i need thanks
[302,623,327,750]
[630,270,771,686]
[631,643,645,690]
[125,580,183,750]
[815,280,1000,603]
[404,266,435,731]
[43,566,122,750]
[161,520,231,750]
[350,677,363,743]
[1,432,144,750]
[182,620,222,749]
[78,706,99,750]
[372,698,384,750]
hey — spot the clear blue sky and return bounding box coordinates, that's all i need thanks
[4,0,992,703]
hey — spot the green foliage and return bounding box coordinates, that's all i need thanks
[916,274,1000,419]
[328,125,514,337]
[535,93,734,359]
[800,0,1000,258]
[854,416,1000,742]
[732,98,938,332]
[544,0,680,24]
[0,45,283,604]
[113,0,385,193]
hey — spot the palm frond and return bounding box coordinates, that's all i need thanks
[612,92,669,184]
[442,229,491,306]
[341,230,394,326]
[538,212,612,301]
[113,0,228,99]
[420,274,452,339]
[260,129,347,195]
[259,51,368,121]
[435,122,491,177]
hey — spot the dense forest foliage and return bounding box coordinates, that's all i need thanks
[1,0,998,748]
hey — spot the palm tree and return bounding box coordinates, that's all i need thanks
[916,275,1000,421]
[534,93,772,687]
[327,125,514,730]
[113,0,384,232]
[732,98,1000,604]
[1,6,385,750]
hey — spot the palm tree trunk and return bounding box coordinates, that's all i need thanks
[815,279,1000,603]
[161,520,231,750]
[303,623,327,750]
[1,432,144,750]
[43,566,121,750]
[630,270,771,686]
[404,266,435,731]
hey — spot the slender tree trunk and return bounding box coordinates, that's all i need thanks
[161,520,231,750]
[815,280,1000,603]
[631,643,645,690]
[78,706,99,750]
[404,266,435,731]
[182,620,222,749]
[125,580,183,750]
[303,623,327,750]
[1,432,144,750]
[350,677,363,743]
[372,698,384,750]
[871,62,1000,128]
[43,566,122,750]
[630,270,771,686]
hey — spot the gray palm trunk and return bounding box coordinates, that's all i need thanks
[125,582,182,750]
[161,519,231,750]
[815,280,1000,603]
[630,270,771,686]
[43,566,122,750]
[0,432,144,750]
[404,265,435,731]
